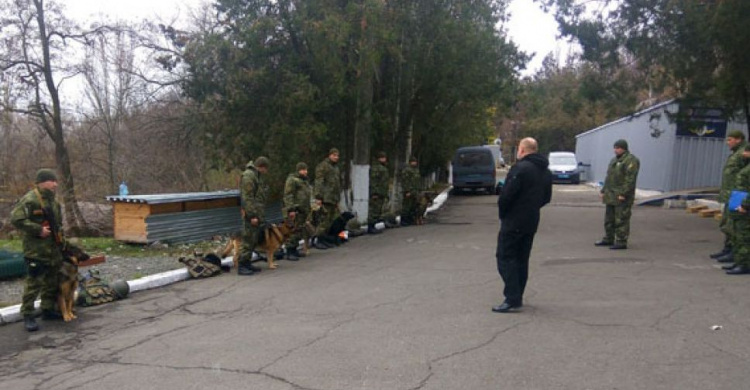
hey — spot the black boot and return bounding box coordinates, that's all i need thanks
[24,316,39,332]
[237,263,256,275]
[274,248,285,260]
[710,246,731,259]
[367,224,382,234]
[715,253,734,263]
[41,310,63,320]
[286,248,300,261]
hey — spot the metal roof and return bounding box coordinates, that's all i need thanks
[106,190,239,204]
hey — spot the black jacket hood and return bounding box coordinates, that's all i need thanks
[522,153,549,170]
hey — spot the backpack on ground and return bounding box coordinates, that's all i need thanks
[179,257,221,278]
[76,270,119,307]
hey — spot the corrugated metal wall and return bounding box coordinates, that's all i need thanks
[576,101,678,191]
[576,101,748,193]
[669,137,727,191]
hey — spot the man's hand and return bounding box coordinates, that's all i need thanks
[250,217,259,226]
[40,225,51,238]
[405,191,412,198]
[288,211,296,220]
[739,206,747,214]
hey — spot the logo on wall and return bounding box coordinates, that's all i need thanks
[675,107,727,138]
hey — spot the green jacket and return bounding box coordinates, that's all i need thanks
[240,162,268,220]
[314,158,341,205]
[400,166,421,194]
[601,151,640,205]
[283,172,312,215]
[720,141,748,203]
[10,187,66,263]
[369,161,390,197]
[731,160,750,217]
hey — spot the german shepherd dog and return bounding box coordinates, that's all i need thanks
[222,219,295,270]
[58,248,89,322]
[415,191,437,225]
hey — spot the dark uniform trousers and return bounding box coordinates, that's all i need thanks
[496,230,535,306]
[368,196,385,225]
[240,220,262,264]
[286,210,309,250]
[21,258,61,316]
[604,203,633,244]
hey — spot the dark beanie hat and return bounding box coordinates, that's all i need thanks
[296,162,308,171]
[329,148,340,155]
[35,169,58,183]
[254,156,270,168]
[728,130,745,140]
[613,139,629,150]
[377,151,386,159]
[409,156,417,163]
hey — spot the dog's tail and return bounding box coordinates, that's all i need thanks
[269,225,284,243]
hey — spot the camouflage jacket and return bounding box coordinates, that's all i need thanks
[601,151,640,205]
[720,141,748,203]
[369,161,390,197]
[283,172,312,215]
[400,166,421,194]
[10,187,66,263]
[732,161,750,213]
[314,158,341,205]
[240,162,268,220]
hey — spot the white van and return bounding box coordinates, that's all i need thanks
[548,151,581,184]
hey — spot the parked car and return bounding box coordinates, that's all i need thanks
[548,151,581,184]
[452,146,497,194]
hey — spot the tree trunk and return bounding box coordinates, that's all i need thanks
[34,0,88,233]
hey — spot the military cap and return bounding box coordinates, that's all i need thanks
[296,162,308,171]
[728,130,746,140]
[35,169,58,183]
[613,139,629,150]
[409,156,418,163]
[254,156,270,168]
[377,151,387,159]
[329,148,340,155]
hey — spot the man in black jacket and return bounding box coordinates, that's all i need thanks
[493,137,553,313]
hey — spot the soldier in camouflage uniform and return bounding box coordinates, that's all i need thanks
[595,139,640,250]
[368,151,389,234]
[314,148,341,241]
[723,144,750,275]
[711,130,747,263]
[399,156,422,226]
[10,169,82,332]
[283,162,312,260]
[238,157,270,275]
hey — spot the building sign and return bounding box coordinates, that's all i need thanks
[675,107,727,138]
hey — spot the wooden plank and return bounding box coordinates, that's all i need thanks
[114,202,151,218]
[715,212,723,221]
[79,255,106,267]
[184,201,209,211]
[687,204,708,213]
[699,209,720,217]
[150,203,183,215]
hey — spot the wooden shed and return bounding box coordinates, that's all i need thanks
[106,191,242,244]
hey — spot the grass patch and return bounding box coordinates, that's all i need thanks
[0,237,225,258]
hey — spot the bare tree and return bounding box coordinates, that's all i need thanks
[0,0,88,231]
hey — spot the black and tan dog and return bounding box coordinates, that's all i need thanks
[58,248,89,322]
[222,219,295,270]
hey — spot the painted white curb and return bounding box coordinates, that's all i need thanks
[0,257,237,325]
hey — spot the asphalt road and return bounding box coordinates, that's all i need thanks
[1,185,748,390]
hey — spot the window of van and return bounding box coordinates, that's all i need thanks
[456,151,493,167]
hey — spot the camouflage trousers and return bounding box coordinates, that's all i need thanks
[21,258,61,316]
[720,203,734,247]
[239,220,262,265]
[402,193,418,223]
[603,203,633,244]
[318,203,340,236]
[285,210,309,250]
[731,217,750,267]
[368,195,386,225]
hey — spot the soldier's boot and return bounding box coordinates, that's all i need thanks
[609,242,627,250]
[24,316,39,332]
[715,252,734,263]
[286,248,300,261]
[367,223,382,234]
[274,248,285,260]
[710,246,731,259]
[41,310,63,321]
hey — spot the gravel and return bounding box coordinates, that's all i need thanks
[0,255,187,307]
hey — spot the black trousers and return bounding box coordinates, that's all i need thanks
[496,230,535,306]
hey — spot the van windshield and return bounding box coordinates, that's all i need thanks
[549,156,577,166]
[456,152,493,167]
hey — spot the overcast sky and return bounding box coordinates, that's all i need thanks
[64,0,568,75]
